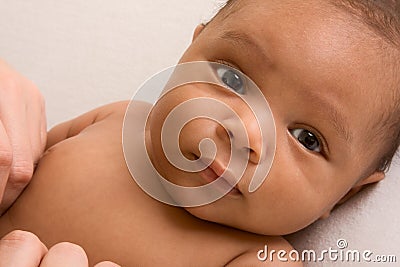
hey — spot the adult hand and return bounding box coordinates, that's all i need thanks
[0,59,47,214]
[0,230,120,267]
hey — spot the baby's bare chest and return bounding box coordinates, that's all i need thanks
[1,118,263,266]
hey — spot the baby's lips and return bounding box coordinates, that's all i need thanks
[203,157,240,189]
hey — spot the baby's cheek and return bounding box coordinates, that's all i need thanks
[247,179,327,235]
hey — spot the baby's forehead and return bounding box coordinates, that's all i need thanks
[210,2,400,116]
[217,1,399,87]
[217,0,399,44]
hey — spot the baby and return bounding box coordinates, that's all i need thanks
[1,0,399,266]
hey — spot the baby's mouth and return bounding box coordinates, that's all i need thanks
[194,155,242,196]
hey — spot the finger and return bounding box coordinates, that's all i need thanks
[94,261,121,267]
[0,122,12,213]
[0,74,34,177]
[0,230,48,267]
[0,80,34,204]
[40,242,89,267]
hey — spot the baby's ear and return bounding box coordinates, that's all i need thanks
[192,24,206,42]
[319,171,385,220]
[337,171,385,205]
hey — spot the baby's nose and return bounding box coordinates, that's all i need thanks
[217,114,263,165]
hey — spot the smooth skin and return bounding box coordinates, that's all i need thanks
[0,101,300,266]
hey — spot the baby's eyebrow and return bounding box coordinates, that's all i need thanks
[219,30,272,67]
[301,89,353,145]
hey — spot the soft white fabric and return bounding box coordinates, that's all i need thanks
[0,1,398,266]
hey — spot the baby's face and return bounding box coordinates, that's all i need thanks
[146,0,393,235]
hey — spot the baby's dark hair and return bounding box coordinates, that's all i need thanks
[211,0,400,174]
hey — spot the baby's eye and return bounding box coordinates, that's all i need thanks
[216,66,246,94]
[290,129,321,153]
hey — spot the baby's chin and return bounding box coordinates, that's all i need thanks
[184,205,300,236]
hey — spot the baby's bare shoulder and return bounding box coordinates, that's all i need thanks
[45,100,150,148]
